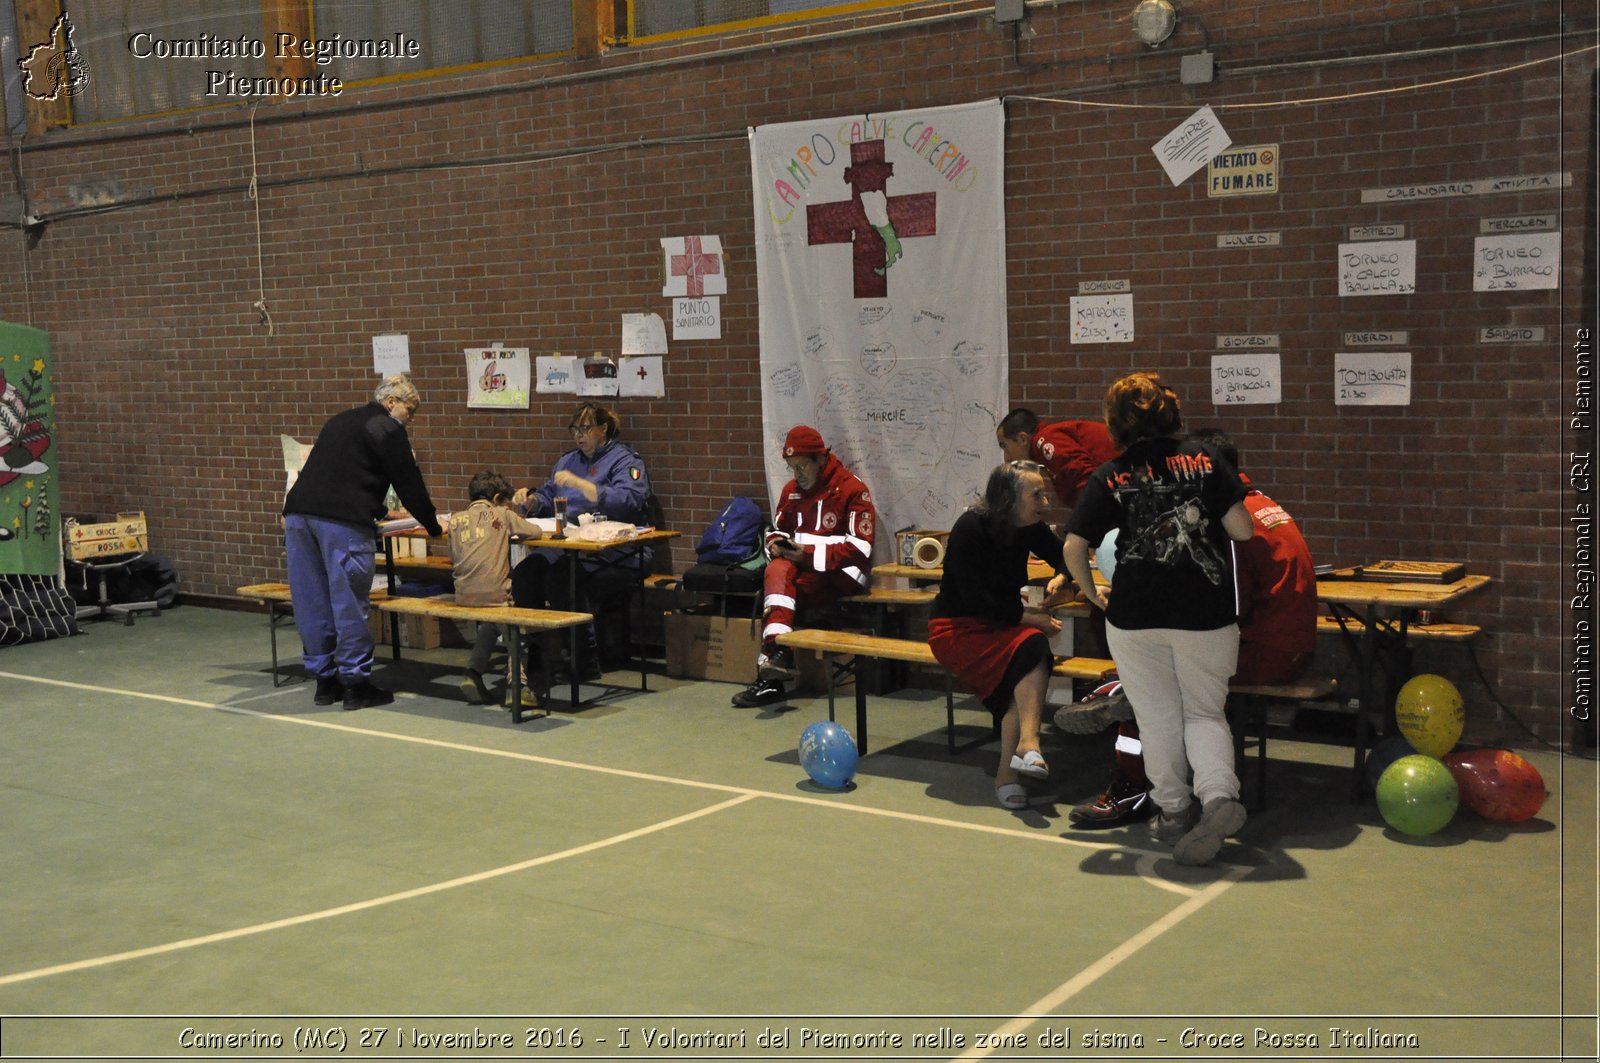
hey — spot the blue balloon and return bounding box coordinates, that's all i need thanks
[1094,529,1119,584]
[799,721,858,789]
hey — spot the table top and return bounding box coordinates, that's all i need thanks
[1315,572,1491,611]
[510,528,681,553]
[874,558,1067,584]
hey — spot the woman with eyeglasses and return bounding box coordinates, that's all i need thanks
[511,401,654,680]
[928,460,1075,810]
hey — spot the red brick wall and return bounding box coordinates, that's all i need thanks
[2,0,1591,743]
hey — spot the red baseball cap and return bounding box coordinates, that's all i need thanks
[783,425,826,458]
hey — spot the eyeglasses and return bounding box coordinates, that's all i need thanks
[1008,460,1044,474]
[568,422,598,435]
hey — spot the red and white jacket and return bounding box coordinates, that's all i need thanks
[766,453,876,588]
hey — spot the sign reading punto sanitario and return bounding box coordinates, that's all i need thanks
[126,30,421,98]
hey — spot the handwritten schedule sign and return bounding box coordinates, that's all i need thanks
[1472,232,1561,291]
[372,333,410,376]
[1338,240,1416,296]
[1070,293,1134,344]
[1211,354,1281,406]
[1335,351,1412,406]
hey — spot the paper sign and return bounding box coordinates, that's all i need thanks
[1153,105,1231,186]
[535,354,578,394]
[619,356,665,398]
[1338,240,1416,296]
[372,333,410,376]
[621,313,669,354]
[1335,351,1412,406]
[577,355,619,397]
[661,235,727,297]
[1070,293,1134,344]
[1473,232,1560,291]
[464,345,531,409]
[672,297,722,340]
[1211,354,1282,406]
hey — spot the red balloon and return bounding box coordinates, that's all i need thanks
[1443,749,1547,823]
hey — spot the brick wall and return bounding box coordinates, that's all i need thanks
[1,0,1591,743]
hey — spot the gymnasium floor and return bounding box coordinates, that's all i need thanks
[1,605,1595,1062]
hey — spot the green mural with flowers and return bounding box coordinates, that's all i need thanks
[0,323,57,576]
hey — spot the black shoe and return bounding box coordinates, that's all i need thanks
[757,646,798,681]
[553,656,603,684]
[1068,773,1156,829]
[313,676,343,706]
[342,680,394,710]
[731,678,787,708]
[461,670,491,705]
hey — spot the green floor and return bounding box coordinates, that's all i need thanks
[1,605,1594,1061]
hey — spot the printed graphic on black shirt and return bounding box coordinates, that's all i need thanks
[1114,468,1227,586]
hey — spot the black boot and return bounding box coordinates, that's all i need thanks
[342,680,394,710]
[313,676,343,706]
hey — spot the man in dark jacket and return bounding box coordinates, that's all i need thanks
[283,374,441,709]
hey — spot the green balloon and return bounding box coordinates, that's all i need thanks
[1375,754,1459,836]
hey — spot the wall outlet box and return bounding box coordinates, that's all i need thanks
[994,0,1026,24]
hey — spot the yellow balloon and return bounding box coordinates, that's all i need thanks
[1393,673,1465,757]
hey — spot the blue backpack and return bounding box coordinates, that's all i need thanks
[695,497,765,565]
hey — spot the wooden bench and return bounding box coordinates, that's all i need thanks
[1316,614,1481,643]
[1227,675,1340,809]
[370,595,593,722]
[237,584,593,723]
[776,627,1116,756]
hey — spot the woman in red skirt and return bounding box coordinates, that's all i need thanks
[928,461,1074,809]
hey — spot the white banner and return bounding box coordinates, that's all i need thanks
[750,100,1008,557]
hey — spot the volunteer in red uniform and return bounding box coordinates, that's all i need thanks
[732,426,876,709]
[996,408,1120,513]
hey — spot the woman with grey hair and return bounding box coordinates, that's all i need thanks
[282,373,440,710]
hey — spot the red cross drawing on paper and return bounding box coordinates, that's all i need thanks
[807,139,936,299]
[669,236,722,297]
[636,363,650,381]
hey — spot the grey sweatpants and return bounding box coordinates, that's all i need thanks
[1105,622,1241,814]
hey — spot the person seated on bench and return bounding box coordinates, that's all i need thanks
[927,460,1075,810]
[1065,427,1318,830]
[449,470,545,710]
[1064,372,1255,866]
[283,373,442,711]
[732,425,876,708]
[511,401,653,679]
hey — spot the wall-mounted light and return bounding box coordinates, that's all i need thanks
[1131,0,1178,47]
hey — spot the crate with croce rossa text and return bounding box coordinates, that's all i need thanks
[64,512,149,561]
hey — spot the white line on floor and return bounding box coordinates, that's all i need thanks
[0,671,1209,892]
[0,795,757,988]
[953,864,1252,1061]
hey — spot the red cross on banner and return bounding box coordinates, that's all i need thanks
[807,140,936,300]
[662,235,727,297]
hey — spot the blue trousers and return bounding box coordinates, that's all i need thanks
[284,514,376,682]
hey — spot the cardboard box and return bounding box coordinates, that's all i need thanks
[664,612,764,683]
[64,512,149,561]
[369,610,468,650]
[663,611,844,691]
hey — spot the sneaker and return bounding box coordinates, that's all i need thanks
[313,676,343,706]
[1173,797,1247,866]
[342,680,394,710]
[757,646,798,681]
[1148,802,1200,845]
[461,669,491,705]
[731,677,788,708]
[1052,680,1135,735]
[505,686,543,711]
[1069,773,1156,829]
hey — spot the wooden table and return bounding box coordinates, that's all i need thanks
[1315,570,1492,789]
[510,529,681,701]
